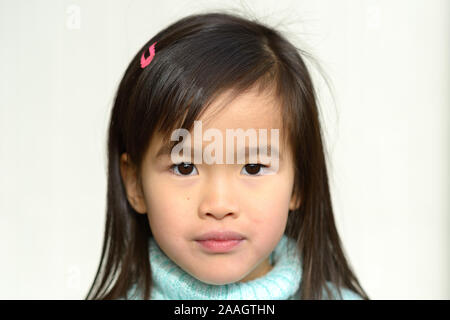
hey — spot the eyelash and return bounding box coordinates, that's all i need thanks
[169,162,271,177]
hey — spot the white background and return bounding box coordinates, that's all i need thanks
[0,0,448,299]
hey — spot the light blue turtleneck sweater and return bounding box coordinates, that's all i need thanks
[124,235,363,300]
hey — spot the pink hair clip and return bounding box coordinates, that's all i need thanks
[140,41,157,69]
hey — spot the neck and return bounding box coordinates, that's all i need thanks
[239,257,273,283]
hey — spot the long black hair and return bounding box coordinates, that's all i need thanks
[86,11,369,300]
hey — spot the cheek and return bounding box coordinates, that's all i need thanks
[143,180,192,238]
[246,178,292,224]
[248,198,289,230]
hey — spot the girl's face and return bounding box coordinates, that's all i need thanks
[121,86,300,285]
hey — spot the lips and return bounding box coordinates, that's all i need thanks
[194,231,246,253]
[194,231,246,241]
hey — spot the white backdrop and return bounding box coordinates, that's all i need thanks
[0,0,448,299]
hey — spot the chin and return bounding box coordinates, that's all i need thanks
[191,271,245,286]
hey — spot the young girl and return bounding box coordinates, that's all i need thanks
[86,11,369,300]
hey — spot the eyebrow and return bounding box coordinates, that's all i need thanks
[155,142,177,159]
[155,143,282,161]
[238,145,282,161]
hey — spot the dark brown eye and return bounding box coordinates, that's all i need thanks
[242,164,267,175]
[171,162,197,176]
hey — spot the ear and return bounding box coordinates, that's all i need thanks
[289,192,301,211]
[120,153,147,214]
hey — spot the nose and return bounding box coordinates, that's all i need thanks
[198,173,240,220]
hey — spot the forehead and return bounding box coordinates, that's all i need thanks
[148,86,287,158]
[199,86,283,132]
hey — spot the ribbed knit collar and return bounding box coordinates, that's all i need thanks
[147,234,302,300]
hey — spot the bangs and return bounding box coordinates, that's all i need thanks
[122,12,307,166]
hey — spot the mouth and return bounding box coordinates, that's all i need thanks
[195,231,246,241]
[194,231,246,253]
[195,239,245,253]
